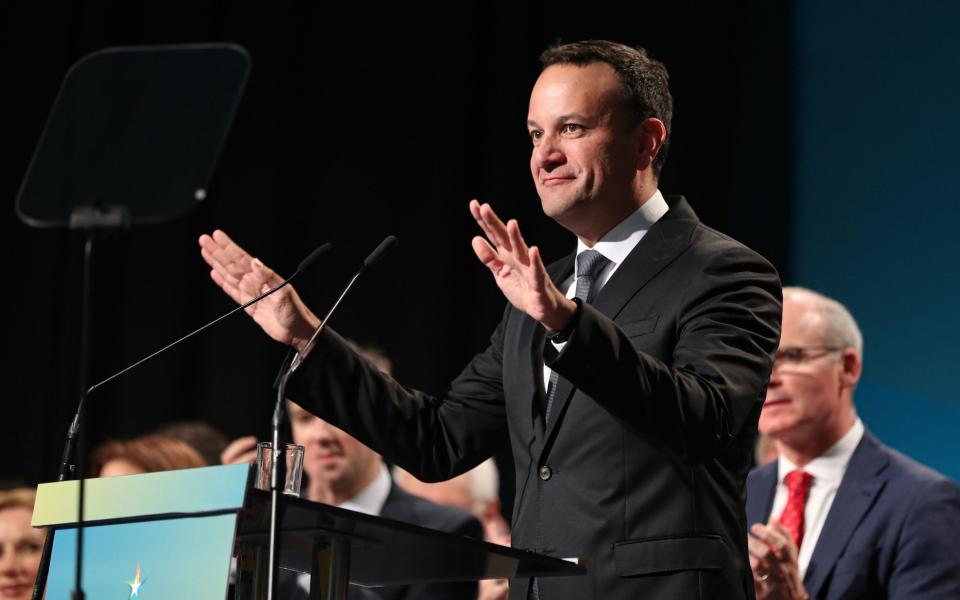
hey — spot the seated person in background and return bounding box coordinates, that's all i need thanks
[394,458,510,546]
[0,488,46,600]
[155,420,230,466]
[224,342,483,600]
[747,287,960,599]
[394,459,511,600]
[91,434,206,477]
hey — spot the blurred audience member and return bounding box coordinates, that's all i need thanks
[155,420,229,466]
[224,341,481,599]
[0,488,45,600]
[219,435,259,466]
[92,434,205,477]
[395,459,511,599]
[747,287,960,599]
[219,342,393,467]
[394,458,510,546]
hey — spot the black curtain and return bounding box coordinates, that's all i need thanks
[2,0,792,515]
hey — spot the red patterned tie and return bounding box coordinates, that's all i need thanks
[779,470,814,548]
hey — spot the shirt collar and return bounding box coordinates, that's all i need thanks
[575,189,669,273]
[338,462,392,516]
[777,418,865,488]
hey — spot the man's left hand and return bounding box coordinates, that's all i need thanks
[469,200,575,332]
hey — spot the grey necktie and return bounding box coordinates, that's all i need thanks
[543,249,611,424]
[532,250,610,600]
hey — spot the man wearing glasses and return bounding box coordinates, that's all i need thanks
[746,287,960,599]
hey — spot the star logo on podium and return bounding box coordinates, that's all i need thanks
[125,562,148,599]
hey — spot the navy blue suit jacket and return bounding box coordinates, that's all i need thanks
[746,430,960,599]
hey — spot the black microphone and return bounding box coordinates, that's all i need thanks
[290,235,398,372]
[264,235,397,600]
[67,241,332,442]
[298,243,331,272]
[32,242,331,600]
[362,234,398,269]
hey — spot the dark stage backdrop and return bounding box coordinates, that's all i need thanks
[2,1,791,515]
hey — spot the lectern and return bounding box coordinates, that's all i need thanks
[33,465,583,599]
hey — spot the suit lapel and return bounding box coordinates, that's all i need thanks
[522,252,575,451]
[747,463,778,526]
[803,431,889,598]
[522,317,547,443]
[590,207,690,319]
[540,197,698,453]
[377,480,404,518]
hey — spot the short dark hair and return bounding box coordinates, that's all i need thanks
[155,421,229,466]
[91,434,206,476]
[539,40,673,176]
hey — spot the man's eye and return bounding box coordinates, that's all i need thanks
[21,541,42,554]
[776,349,803,363]
[562,124,583,134]
[529,130,543,141]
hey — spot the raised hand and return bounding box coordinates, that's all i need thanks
[220,435,259,465]
[199,229,319,349]
[469,200,575,332]
[748,519,809,600]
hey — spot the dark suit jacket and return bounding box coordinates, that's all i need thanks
[374,484,483,600]
[280,482,483,600]
[746,431,960,599]
[290,196,782,599]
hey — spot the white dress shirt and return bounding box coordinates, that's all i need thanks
[769,418,865,578]
[338,462,392,516]
[543,189,669,391]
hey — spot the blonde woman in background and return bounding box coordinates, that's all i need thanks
[0,488,45,600]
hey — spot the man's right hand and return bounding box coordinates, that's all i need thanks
[199,229,320,349]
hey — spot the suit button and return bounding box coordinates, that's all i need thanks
[539,466,552,481]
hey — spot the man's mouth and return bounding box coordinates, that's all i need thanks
[763,397,791,409]
[0,583,31,598]
[542,175,575,185]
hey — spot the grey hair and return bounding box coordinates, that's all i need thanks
[783,287,863,358]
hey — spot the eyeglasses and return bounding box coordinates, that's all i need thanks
[773,346,843,368]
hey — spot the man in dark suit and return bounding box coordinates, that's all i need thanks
[746,287,960,599]
[200,40,781,599]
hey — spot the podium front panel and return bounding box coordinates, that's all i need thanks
[46,513,237,599]
[33,465,250,599]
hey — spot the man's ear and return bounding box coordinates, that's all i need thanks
[637,117,667,171]
[840,347,862,389]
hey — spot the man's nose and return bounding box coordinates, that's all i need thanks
[0,551,18,573]
[310,418,337,442]
[533,136,565,171]
[767,363,784,385]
